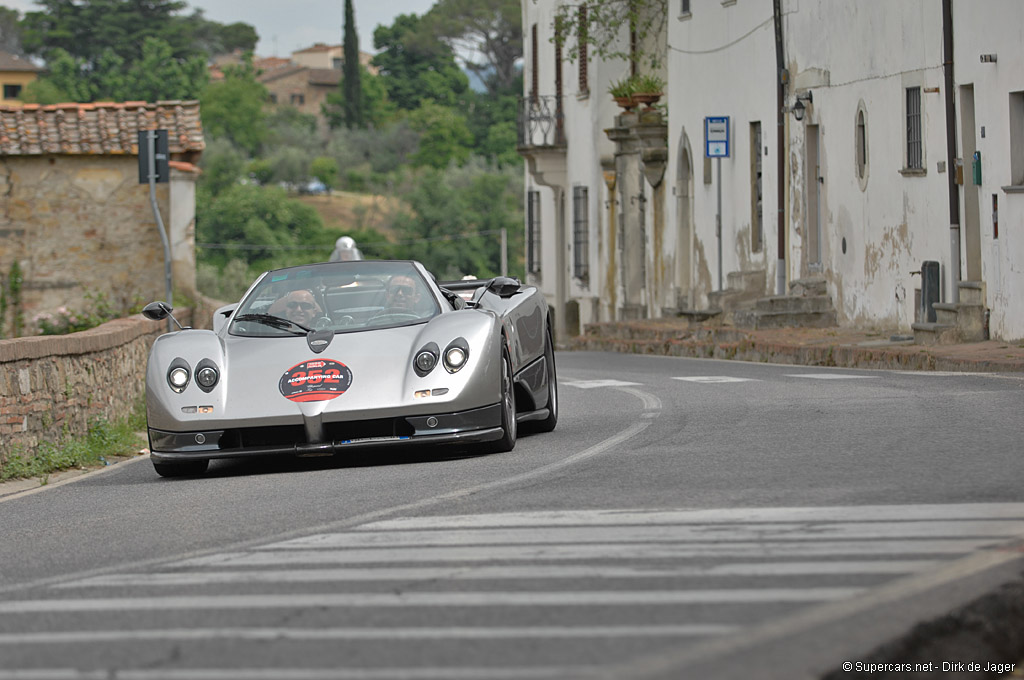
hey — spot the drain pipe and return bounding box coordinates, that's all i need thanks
[942,0,961,303]
[773,0,787,296]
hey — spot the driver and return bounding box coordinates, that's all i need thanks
[382,274,425,314]
[268,289,322,326]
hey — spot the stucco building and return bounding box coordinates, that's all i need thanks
[520,0,1024,342]
[0,100,204,334]
[0,50,43,107]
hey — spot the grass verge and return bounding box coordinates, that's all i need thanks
[0,399,147,483]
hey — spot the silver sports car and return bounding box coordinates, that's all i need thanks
[141,260,558,477]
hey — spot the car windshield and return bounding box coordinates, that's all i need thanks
[228,261,440,337]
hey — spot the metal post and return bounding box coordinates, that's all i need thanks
[147,130,173,332]
[500,227,508,277]
[716,157,722,291]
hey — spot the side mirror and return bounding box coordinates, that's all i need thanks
[487,277,521,298]
[142,301,172,321]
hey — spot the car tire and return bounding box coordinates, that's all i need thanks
[153,459,209,478]
[533,327,558,433]
[483,345,517,453]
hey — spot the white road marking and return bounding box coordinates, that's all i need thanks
[0,624,738,645]
[358,504,1024,530]
[57,561,938,589]
[562,379,642,389]
[785,373,876,380]
[260,520,1024,550]
[673,376,759,383]
[168,539,995,568]
[0,668,604,680]
[0,589,862,614]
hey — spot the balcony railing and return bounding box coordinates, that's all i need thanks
[517,95,565,149]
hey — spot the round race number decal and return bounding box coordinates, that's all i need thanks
[279,359,353,402]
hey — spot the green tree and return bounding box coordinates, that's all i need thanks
[371,13,468,111]
[341,0,362,128]
[197,137,245,197]
[197,184,332,269]
[310,156,339,189]
[0,6,23,55]
[407,99,473,169]
[198,60,268,156]
[552,0,668,70]
[426,0,522,96]
[124,36,207,102]
[324,65,397,130]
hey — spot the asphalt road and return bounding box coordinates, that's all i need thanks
[2,351,1024,680]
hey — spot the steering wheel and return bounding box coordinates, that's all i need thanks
[367,312,421,325]
[336,314,356,327]
[313,316,333,330]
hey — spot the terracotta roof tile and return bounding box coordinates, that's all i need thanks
[0,50,43,72]
[0,100,204,156]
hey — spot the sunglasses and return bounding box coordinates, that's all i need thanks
[287,301,315,311]
[389,285,415,297]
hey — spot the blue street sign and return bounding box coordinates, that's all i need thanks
[705,116,730,158]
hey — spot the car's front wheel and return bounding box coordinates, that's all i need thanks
[532,327,558,433]
[482,345,517,454]
[152,459,209,478]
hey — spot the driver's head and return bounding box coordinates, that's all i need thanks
[385,275,421,312]
[277,289,319,325]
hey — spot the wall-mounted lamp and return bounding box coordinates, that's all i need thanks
[791,91,813,122]
[980,54,998,63]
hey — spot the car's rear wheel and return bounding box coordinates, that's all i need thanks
[482,345,517,453]
[533,327,558,433]
[152,459,209,478]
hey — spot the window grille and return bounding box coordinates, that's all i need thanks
[906,87,922,170]
[572,186,589,282]
[578,5,588,94]
[751,122,763,252]
[527,190,541,274]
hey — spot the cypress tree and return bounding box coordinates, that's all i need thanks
[342,0,363,128]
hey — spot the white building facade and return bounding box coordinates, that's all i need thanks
[520,0,1024,342]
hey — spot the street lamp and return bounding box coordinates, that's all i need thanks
[791,91,813,121]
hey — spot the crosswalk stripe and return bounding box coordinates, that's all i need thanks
[0,668,605,680]
[0,588,863,614]
[260,520,1024,549]
[0,624,739,645]
[357,504,1024,530]
[168,539,996,569]
[56,560,939,589]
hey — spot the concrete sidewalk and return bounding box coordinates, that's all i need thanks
[570,319,1024,373]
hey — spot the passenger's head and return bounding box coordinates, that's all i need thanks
[385,275,422,312]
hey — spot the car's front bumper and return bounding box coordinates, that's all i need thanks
[149,403,503,462]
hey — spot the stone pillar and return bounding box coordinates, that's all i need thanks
[605,109,668,321]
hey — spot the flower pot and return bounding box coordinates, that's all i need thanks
[613,95,638,111]
[632,92,662,109]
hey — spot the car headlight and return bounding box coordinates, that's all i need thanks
[166,359,191,393]
[413,342,440,377]
[195,359,220,392]
[443,338,470,373]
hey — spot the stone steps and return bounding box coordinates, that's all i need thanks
[912,280,986,344]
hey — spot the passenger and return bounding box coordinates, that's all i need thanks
[382,274,424,314]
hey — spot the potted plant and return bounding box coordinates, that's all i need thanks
[631,74,665,108]
[609,76,639,111]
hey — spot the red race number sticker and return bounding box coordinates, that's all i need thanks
[279,359,352,402]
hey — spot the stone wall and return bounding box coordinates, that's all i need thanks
[0,295,221,462]
[0,155,199,334]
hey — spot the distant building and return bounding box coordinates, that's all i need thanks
[0,50,43,107]
[209,44,377,130]
[0,100,205,322]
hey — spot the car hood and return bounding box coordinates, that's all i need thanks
[145,311,502,431]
